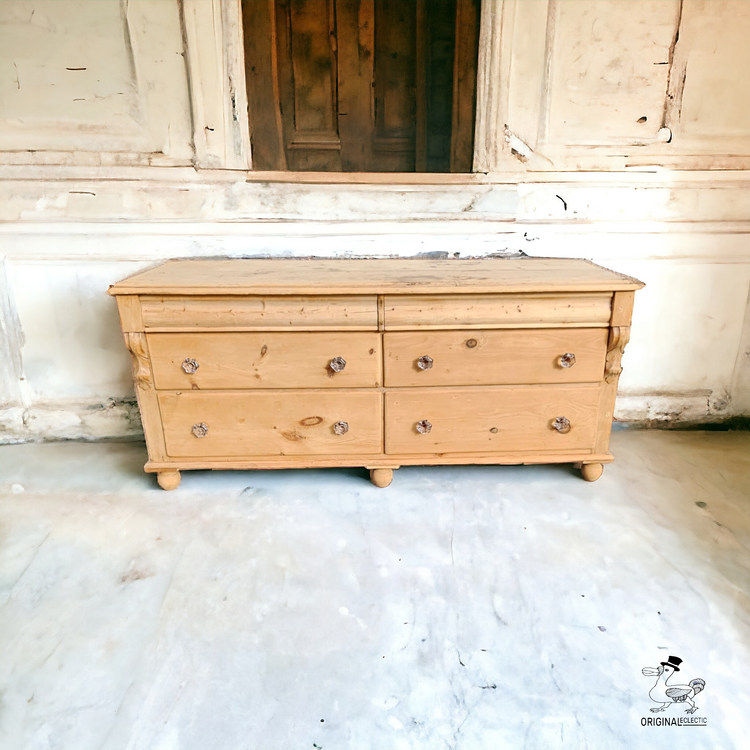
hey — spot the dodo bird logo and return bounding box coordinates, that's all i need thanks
[641,656,705,715]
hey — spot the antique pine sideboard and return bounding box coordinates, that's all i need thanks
[108,259,643,489]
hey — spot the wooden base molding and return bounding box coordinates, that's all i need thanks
[144,452,615,472]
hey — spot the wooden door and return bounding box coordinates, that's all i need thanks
[242,0,480,172]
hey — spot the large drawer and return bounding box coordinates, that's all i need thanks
[141,295,378,330]
[384,294,612,329]
[148,332,381,389]
[159,391,382,457]
[384,385,600,454]
[384,329,607,387]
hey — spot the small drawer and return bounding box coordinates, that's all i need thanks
[141,295,377,330]
[384,328,607,387]
[384,385,600,454]
[148,332,382,389]
[159,390,382,457]
[384,293,612,329]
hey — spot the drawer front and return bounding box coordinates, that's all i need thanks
[141,295,377,330]
[384,385,600,454]
[384,294,612,329]
[159,391,382,457]
[148,332,382,390]
[384,329,607,387]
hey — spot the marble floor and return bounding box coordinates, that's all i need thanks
[0,431,749,750]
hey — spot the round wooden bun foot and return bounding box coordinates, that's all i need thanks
[369,468,394,488]
[581,463,604,482]
[157,470,181,491]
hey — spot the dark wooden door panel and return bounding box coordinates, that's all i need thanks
[451,0,480,172]
[373,0,417,171]
[277,0,342,170]
[423,0,456,172]
[242,0,479,172]
[242,0,287,170]
[337,0,376,171]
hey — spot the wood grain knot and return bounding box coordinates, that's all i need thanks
[281,430,306,442]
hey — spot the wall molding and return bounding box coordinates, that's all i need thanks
[5,0,747,174]
[490,0,750,172]
[0,0,250,171]
[6,165,750,184]
[182,0,251,169]
[2,222,750,264]
[3,175,750,225]
[0,0,194,165]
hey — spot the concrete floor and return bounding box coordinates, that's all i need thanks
[0,431,749,750]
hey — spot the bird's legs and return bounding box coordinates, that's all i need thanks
[650,705,669,713]
[684,698,697,714]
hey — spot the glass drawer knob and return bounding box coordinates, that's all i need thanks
[333,421,349,435]
[192,422,209,438]
[559,353,576,368]
[329,356,347,373]
[182,358,199,374]
[416,419,432,434]
[552,416,571,434]
[417,355,433,370]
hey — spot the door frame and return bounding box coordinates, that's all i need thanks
[221,0,496,176]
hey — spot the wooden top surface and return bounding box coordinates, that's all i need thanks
[108,258,644,296]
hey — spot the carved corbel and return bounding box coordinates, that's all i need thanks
[604,326,630,384]
[123,332,153,391]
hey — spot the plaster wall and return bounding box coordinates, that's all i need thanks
[1,0,749,442]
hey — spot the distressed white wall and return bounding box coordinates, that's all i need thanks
[1,0,749,443]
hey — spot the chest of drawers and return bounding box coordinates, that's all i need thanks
[108,259,643,489]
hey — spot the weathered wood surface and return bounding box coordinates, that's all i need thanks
[373,0,418,171]
[384,293,614,328]
[450,0,480,172]
[116,295,144,333]
[336,0,376,172]
[139,295,378,329]
[148,331,382,389]
[383,328,607,386]
[384,384,601,454]
[159,389,383,457]
[145,451,616,471]
[594,290,635,456]
[109,258,644,296]
[242,0,287,170]
[121,331,168,462]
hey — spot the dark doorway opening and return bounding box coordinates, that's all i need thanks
[242,0,481,172]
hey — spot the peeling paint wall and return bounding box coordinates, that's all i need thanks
[1,0,749,442]
[0,0,193,160]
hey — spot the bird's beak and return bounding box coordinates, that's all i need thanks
[641,667,659,676]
